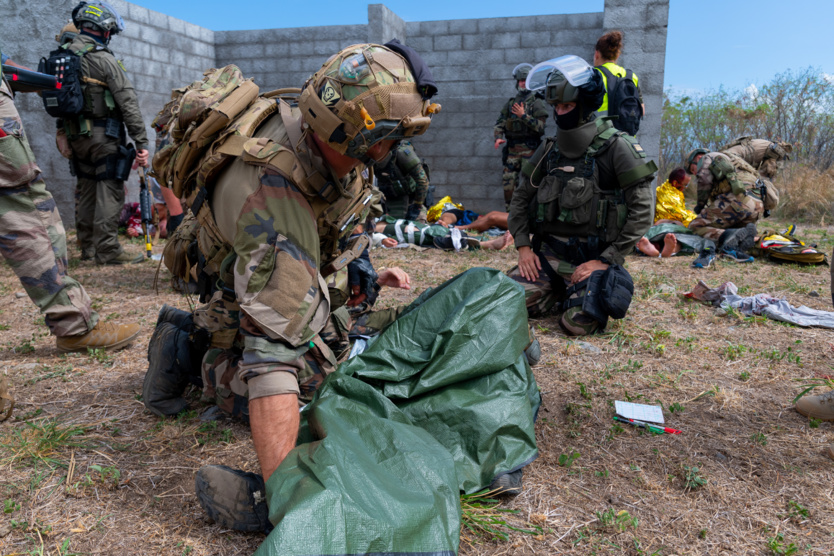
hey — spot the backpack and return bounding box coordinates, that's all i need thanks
[38,44,91,118]
[752,230,828,265]
[598,66,643,136]
[150,65,260,198]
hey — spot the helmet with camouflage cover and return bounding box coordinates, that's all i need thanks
[298,43,440,162]
[55,22,79,45]
[71,2,125,35]
[686,148,709,173]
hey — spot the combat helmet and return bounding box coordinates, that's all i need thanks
[55,22,78,45]
[544,69,604,123]
[686,148,709,173]
[298,43,440,163]
[512,63,533,89]
[72,2,125,36]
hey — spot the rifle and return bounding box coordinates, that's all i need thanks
[757,178,771,218]
[137,166,153,258]
[2,65,57,93]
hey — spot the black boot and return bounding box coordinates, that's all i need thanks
[195,465,272,533]
[143,321,193,417]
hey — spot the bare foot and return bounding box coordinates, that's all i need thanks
[661,233,678,257]
[636,236,660,257]
[481,232,513,251]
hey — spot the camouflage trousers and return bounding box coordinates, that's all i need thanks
[502,144,536,210]
[688,192,764,242]
[506,243,601,336]
[0,81,97,337]
[198,298,405,419]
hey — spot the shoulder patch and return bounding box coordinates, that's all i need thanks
[118,59,127,73]
[632,142,644,154]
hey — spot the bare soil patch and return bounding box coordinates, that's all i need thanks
[1,226,833,555]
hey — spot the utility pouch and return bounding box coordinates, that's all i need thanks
[558,176,595,224]
[600,264,634,319]
[104,118,122,140]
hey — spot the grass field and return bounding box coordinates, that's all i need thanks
[0,223,833,555]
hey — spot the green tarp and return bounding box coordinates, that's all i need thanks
[255,268,541,556]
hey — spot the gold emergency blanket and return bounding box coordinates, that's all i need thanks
[654,180,697,226]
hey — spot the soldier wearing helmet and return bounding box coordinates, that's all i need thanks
[507,58,656,336]
[58,2,148,265]
[142,43,439,532]
[493,63,549,209]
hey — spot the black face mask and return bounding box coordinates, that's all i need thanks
[555,106,581,130]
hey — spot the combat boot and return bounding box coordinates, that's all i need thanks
[99,252,144,265]
[795,390,834,421]
[487,468,523,496]
[143,321,192,416]
[195,465,271,533]
[56,321,141,353]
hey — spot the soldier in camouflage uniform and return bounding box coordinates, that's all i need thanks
[0,47,139,354]
[58,2,149,264]
[686,149,765,244]
[507,62,656,336]
[376,140,430,222]
[494,64,549,210]
[142,43,439,532]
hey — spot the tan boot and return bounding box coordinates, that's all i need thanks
[795,390,834,421]
[56,321,141,353]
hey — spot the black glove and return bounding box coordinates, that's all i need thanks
[578,69,606,114]
[347,246,379,310]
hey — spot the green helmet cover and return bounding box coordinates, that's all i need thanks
[686,148,709,172]
[544,70,580,105]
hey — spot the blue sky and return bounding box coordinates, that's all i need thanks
[132,0,832,95]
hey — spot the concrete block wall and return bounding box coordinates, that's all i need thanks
[3,0,667,224]
[4,0,215,225]
[214,24,368,94]
[404,12,605,212]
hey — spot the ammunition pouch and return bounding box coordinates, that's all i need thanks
[92,117,123,140]
[709,156,745,197]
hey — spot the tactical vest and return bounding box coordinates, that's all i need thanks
[154,66,375,299]
[503,91,545,141]
[529,125,629,244]
[705,152,758,200]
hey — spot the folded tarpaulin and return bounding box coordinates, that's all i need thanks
[254,268,541,556]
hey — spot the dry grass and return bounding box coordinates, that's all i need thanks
[772,163,834,224]
[1,226,833,555]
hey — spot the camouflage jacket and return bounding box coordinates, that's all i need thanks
[207,111,374,397]
[694,152,759,210]
[494,90,548,143]
[65,34,147,150]
[508,118,655,266]
[376,140,429,204]
[0,78,41,188]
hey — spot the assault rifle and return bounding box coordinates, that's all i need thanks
[137,166,153,258]
[757,178,771,218]
[2,65,57,93]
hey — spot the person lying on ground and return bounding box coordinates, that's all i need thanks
[373,215,513,251]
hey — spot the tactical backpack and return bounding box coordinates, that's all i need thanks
[598,66,642,136]
[752,230,828,265]
[38,45,90,118]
